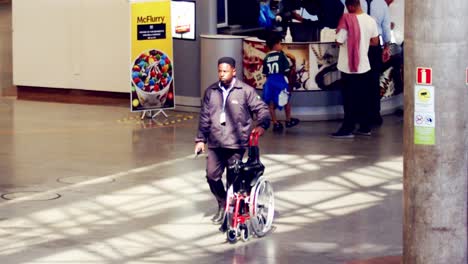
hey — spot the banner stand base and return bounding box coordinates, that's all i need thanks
[140,110,169,120]
[152,109,168,119]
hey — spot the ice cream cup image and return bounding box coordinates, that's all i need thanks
[131,49,173,108]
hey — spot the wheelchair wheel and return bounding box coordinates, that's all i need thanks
[225,185,235,227]
[249,177,274,237]
[240,224,250,242]
[227,228,237,244]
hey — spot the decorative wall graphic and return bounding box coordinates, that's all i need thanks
[242,38,340,91]
[242,38,404,99]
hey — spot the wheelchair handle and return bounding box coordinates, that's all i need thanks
[249,131,259,147]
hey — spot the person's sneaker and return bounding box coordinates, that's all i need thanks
[285,118,300,128]
[331,130,355,138]
[273,122,284,132]
[354,129,372,136]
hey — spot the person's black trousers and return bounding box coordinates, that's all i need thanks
[340,71,373,133]
[368,45,383,124]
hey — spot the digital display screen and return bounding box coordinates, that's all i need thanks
[171,1,196,40]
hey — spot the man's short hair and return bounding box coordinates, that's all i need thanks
[218,57,236,68]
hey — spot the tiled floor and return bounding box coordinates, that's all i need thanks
[0,98,403,264]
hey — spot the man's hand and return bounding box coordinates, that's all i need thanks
[252,126,265,136]
[194,142,205,156]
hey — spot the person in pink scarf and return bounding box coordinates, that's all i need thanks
[331,0,379,138]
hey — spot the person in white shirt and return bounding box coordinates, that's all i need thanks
[385,0,404,45]
[332,0,379,138]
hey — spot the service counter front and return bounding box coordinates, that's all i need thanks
[242,37,403,121]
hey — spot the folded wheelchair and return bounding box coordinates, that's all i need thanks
[224,132,275,243]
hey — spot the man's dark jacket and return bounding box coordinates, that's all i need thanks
[196,79,270,149]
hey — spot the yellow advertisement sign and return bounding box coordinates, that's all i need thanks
[130,0,174,112]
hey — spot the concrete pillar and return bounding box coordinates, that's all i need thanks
[172,0,216,107]
[403,1,468,264]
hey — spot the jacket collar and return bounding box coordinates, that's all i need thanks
[212,78,242,90]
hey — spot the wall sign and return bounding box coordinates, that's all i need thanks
[414,85,435,145]
[416,67,432,85]
[414,85,434,112]
[137,24,166,40]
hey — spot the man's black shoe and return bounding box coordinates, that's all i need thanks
[211,206,225,225]
[354,129,372,136]
[219,217,228,233]
[207,178,226,224]
[331,130,354,139]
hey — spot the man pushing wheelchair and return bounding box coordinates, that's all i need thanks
[194,57,271,236]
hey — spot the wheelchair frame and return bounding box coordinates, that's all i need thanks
[224,132,275,243]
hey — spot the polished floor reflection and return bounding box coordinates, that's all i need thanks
[0,98,403,264]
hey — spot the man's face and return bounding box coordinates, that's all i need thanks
[346,3,357,13]
[218,63,236,85]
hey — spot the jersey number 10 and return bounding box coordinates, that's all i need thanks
[266,62,279,74]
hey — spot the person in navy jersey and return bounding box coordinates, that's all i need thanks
[262,33,299,132]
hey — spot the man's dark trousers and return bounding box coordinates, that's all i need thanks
[368,45,383,125]
[340,72,373,133]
